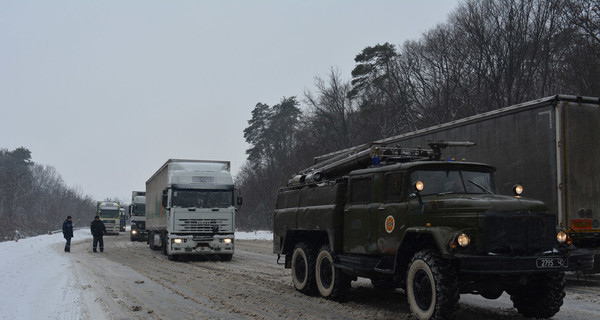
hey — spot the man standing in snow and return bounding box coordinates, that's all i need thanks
[90,216,106,252]
[62,216,73,252]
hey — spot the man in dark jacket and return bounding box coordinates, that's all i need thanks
[90,215,107,252]
[62,216,73,252]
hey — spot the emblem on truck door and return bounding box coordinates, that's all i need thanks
[385,215,395,233]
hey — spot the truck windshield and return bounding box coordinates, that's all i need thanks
[132,204,145,215]
[172,189,233,208]
[410,169,495,196]
[99,209,120,218]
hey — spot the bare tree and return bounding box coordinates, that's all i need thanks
[304,68,356,151]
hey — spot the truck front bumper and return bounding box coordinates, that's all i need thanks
[130,230,148,240]
[455,249,594,274]
[168,234,234,255]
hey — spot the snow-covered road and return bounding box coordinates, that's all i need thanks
[1,230,599,320]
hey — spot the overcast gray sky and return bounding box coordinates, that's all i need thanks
[1,0,459,203]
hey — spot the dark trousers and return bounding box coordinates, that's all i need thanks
[64,237,71,252]
[93,236,104,252]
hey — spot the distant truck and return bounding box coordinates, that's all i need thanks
[96,201,121,235]
[145,159,238,261]
[119,207,126,232]
[313,94,600,272]
[130,191,147,242]
[274,141,594,320]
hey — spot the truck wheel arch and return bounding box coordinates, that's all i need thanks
[396,232,437,278]
[282,230,329,255]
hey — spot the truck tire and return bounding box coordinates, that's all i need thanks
[219,254,233,261]
[161,232,170,258]
[291,242,317,295]
[510,272,565,318]
[406,250,459,320]
[148,232,157,250]
[315,246,351,302]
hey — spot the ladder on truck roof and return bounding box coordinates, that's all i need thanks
[288,141,475,187]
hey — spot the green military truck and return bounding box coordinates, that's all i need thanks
[273,142,594,320]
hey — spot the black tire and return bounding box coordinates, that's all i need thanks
[406,250,459,320]
[315,246,351,301]
[161,232,168,256]
[510,272,565,318]
[148,232,157,250]
[291,242,317,295]
[167,254,178,261]
[219,254,233,261]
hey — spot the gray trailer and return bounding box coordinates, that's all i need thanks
[146,159,236,261]
[311,95,600,270]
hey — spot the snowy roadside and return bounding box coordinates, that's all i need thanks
[0,229,272,320]
[0,229,92,320]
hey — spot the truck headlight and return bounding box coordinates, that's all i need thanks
[173,238,183,244]
[457,233,470,247]
[223,238,232,244]
[414,181,424,192]
[557,230,567,244]
[131,230,137,235]
[513,184,523,196]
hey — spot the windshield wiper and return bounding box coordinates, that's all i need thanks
[468,179,494,195]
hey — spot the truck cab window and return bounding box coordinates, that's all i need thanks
[100,209,119,218]
[410,169,495,196]
[172,190,233,208]
[349,177,372,203]
[384,172,404,202]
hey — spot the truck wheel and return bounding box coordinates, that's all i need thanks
[167,254,178,261]
[510,272,565,318]
[291,242,317,295]
[219,254,233,261]
[315,246,351,301]
[161,232,168,256]
[406,250,459,320]
[148,232,156,250]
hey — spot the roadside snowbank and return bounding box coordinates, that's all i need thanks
[0,229,272,320]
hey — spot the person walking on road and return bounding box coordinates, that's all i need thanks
[62,216,73,252]
[90,216,106,252]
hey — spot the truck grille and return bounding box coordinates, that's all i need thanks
[484,211,555,256]
[177,218,232,233]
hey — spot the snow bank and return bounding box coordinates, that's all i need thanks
[235,230,272,240]
[0,229,93,320]
[0,229,272,320]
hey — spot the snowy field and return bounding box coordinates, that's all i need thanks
[0,229,272,320]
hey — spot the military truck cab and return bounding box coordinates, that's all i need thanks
[274,142,594,320]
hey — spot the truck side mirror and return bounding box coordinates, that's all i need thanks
[162,189,168,208]
[236,196,243,206]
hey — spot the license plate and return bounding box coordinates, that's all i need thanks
[536,258,567,268]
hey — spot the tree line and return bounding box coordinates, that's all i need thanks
[235,0,599,230]
[0,147,96,241]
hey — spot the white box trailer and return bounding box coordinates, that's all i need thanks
[146,159,237,261]
[314,95,600,271]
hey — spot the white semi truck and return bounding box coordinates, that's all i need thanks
[146,159,238,261]
[130,191,147,241]
[96,201,121,235]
